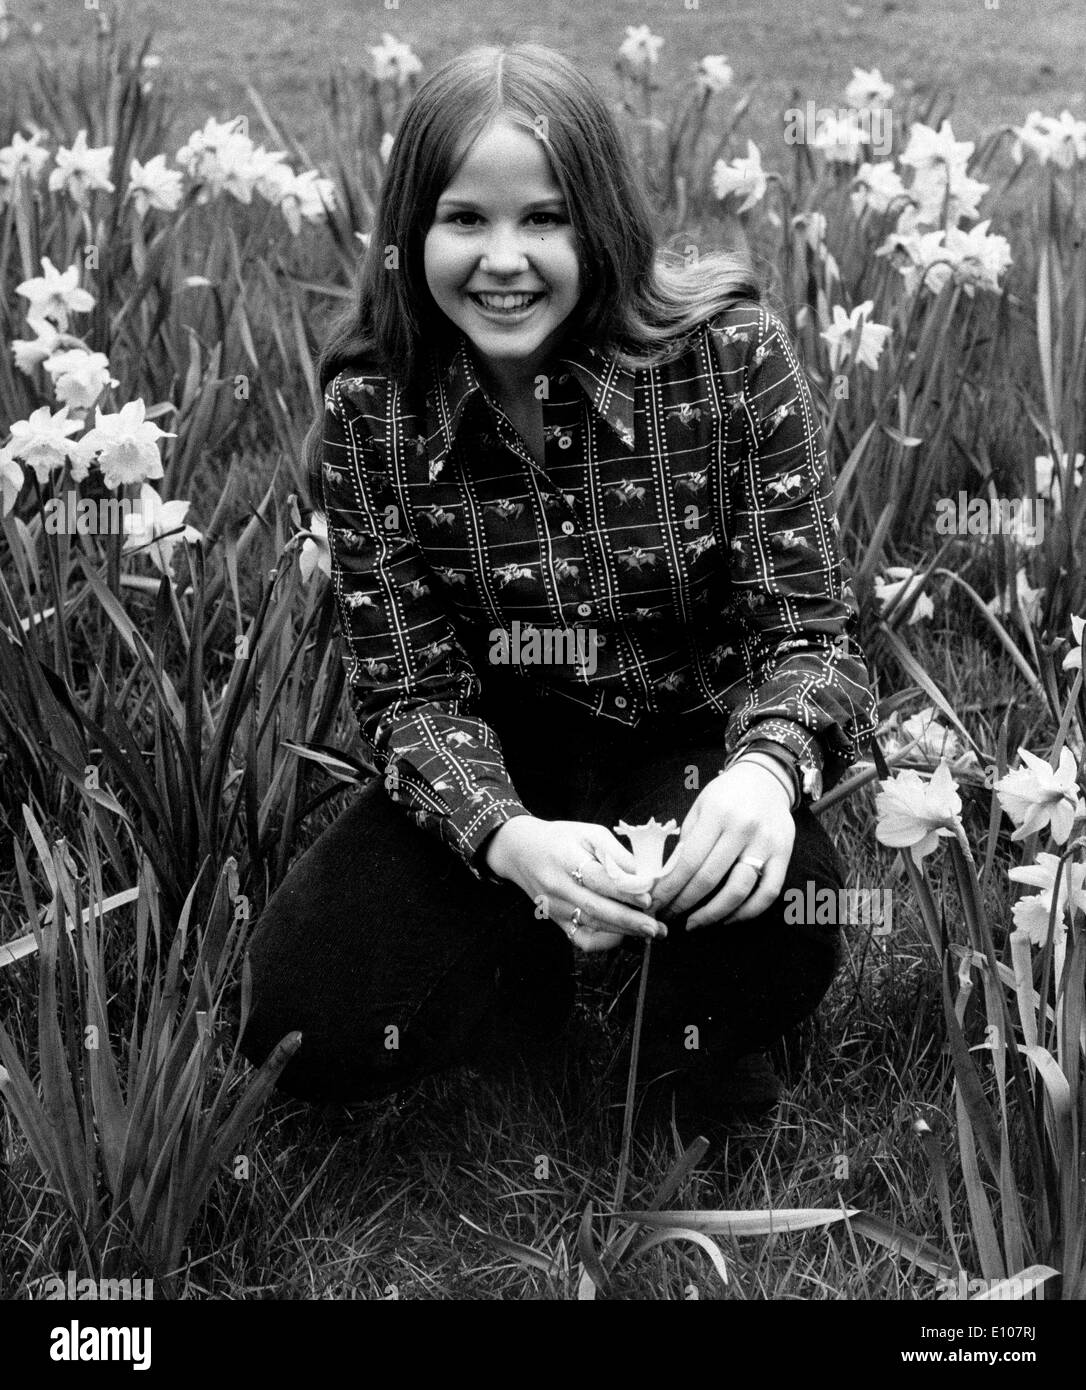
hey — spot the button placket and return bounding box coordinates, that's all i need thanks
[545,376,604,654]
[484,394,546,483]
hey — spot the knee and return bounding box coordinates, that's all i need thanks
[236,936,309,1091]
[237,955,418,1105]
[235,901,381,1103]
[784,807,846,892]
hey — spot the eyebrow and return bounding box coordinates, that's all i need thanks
[436,195,568,210]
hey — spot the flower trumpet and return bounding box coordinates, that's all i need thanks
[602,816,680,890]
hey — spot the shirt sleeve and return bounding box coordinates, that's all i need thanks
[714,307,879,797]
[318,373,533,881]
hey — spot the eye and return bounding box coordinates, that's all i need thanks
[441,210,564,227]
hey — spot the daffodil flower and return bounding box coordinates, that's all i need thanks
[15,257,96,334]
[601,816,679,890]
[995,747,1084,844]
[7,402,85,483]
[875,762,964,866]
[122,483,201,573]
[845,67,894,110]
[873,566,934,624]
[1062,615,1085,672]
[696,55,733,95]
[820,300,891,372]
[70,399,175,489]
[368,33,423,86]
[1035,451,1083,506]
[0,439,24,516]
[0,131,52,193]
[299,513,332,582]
[900,120,975,175]
[987,568,1045,628]
[619,25,664,69]
[1009,851,1086,990]
[1008,852,1086,946]
[711,141,767,213]
[851,161,907,217]
[11,320,63,374]
[126,154,184,217]
[47,129,114,206]
[41,348,118,410]
[884,706,978,772]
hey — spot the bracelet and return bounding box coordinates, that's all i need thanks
[729,751,799,810]
[737,739,804,805]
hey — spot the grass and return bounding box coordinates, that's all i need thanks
[0,855,961,1301]
[0,754,1030,1299]
[2,0,1086,161]
[1,4,1084,1301]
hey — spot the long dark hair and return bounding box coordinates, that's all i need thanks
[305,42,759,504]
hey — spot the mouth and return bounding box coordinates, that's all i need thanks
[466,290,546,322]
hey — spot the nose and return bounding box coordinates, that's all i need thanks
[479,222,530,275]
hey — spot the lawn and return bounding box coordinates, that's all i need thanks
[0,0,1084,1308]
[2,0,1085,159]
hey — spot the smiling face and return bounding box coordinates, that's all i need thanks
[423,117,582,398]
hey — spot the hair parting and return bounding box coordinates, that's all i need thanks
[305,42,759,507]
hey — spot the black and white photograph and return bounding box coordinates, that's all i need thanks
[0,0,1082,1351]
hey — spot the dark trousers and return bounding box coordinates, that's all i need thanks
[240,684,846,1104]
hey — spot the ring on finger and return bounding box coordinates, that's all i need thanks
[737,855,766,878]
[571,855,594,886]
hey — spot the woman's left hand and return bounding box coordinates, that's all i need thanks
[648,760,796,930]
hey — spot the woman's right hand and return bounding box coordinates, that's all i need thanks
[484,816,666,953]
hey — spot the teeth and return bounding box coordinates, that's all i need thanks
[474,292,540,310]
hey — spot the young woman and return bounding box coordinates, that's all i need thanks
[241,43,878,1117]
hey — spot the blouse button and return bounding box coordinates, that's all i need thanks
[614,695,628,710]
[561,521,575,536]
[576,602,592,618]
[557,434,572,449]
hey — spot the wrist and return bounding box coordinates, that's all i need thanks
[483,815,538,878]
[728,751,798,810]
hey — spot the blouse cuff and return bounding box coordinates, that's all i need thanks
[726,718,826,804]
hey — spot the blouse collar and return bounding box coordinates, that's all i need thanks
[427,332,638,458]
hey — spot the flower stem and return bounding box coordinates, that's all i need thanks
[609,937,652,1235]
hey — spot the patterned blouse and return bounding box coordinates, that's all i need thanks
[318,299,877,880]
